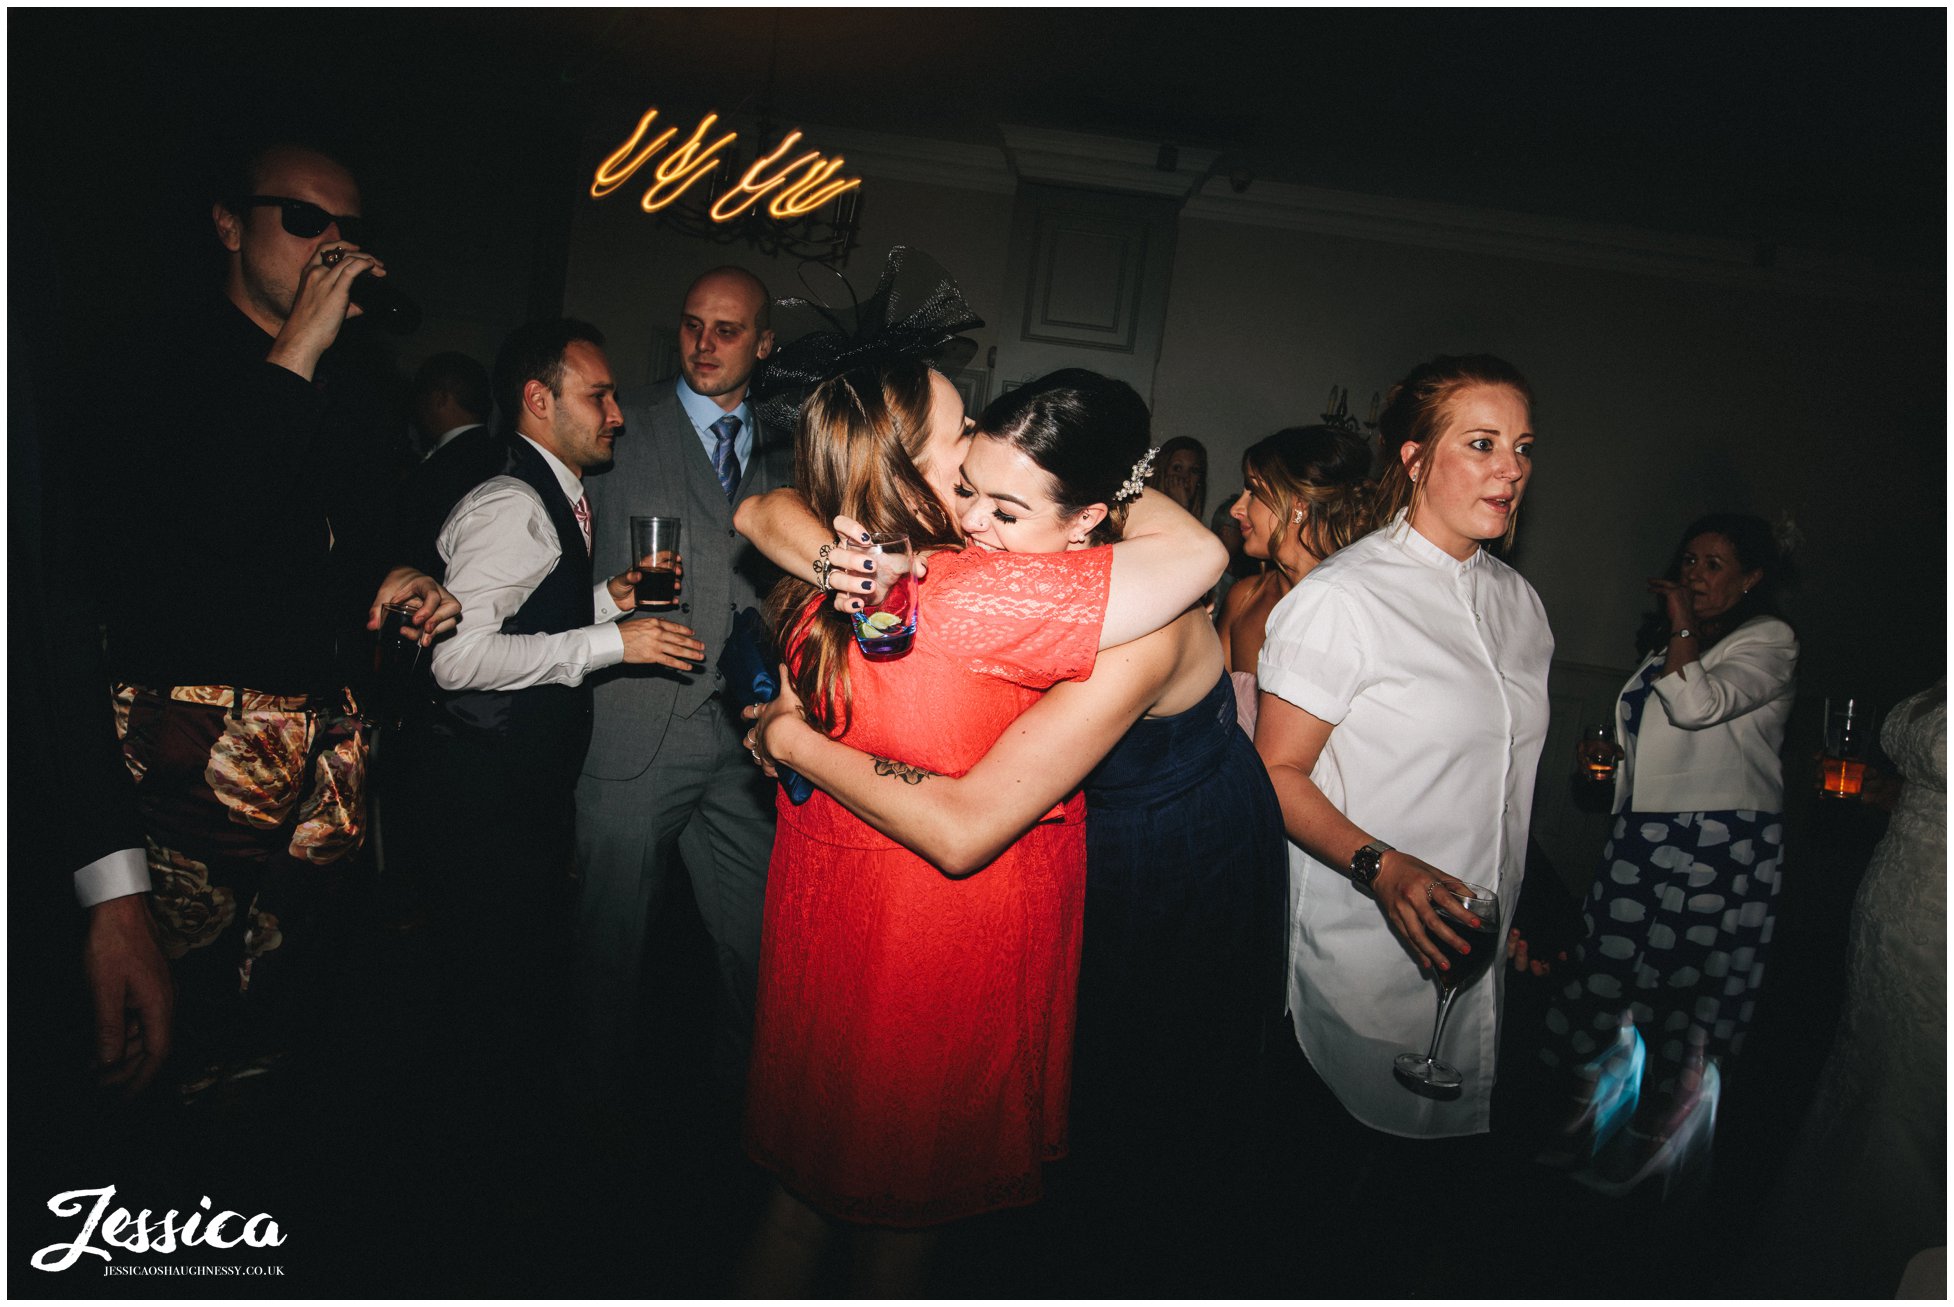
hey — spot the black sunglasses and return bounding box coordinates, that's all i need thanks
[231,195,366,246]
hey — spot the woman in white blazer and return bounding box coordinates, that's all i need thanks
[1543,512,1797,1185]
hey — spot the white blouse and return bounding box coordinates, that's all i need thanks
[1259,517,1553,1137]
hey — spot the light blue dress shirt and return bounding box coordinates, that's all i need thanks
[675,378,755,473]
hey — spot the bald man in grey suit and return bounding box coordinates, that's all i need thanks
[573,267,789,1110]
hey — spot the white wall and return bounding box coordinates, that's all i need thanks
[1155,215,1942,692]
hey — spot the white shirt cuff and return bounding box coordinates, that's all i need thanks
[586,620,626,670]
[592,581,622,624]
[75,848,151,909]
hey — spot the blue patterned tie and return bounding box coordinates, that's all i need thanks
[709,413,743,501]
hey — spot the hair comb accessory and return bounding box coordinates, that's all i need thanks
[1115,446,1161,503]
[752,246,984,434]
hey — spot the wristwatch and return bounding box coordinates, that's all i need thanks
[1348,839,1394,888]
[1671,627,1694,641]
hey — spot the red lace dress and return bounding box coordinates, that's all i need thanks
[743,545,1113,1227]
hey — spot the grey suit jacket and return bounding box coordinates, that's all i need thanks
[581,384,792,781]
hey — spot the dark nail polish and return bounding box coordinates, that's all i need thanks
[863,559,875,572]
[861,580,872,590]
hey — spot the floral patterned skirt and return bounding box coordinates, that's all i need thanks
[112,683,367,1080]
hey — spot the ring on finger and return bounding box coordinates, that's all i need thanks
[322,247,345,268]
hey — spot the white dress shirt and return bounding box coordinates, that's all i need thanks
[1259,515,1554,1137]
[427,420,485,457]
[431,433,625,692]
[75,848,149,907]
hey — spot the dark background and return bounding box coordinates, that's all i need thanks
[8,7,1946,1298]
[11,8,1945,337]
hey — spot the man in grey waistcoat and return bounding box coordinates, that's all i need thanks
[573,267,787,1110]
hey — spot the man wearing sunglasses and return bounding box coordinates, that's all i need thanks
[97,142,458,1106]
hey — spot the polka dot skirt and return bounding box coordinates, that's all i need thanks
[1542,808,1783,1098]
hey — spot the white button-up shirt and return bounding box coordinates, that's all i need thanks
[431,434,626,692]
[1259,515,1553,1137]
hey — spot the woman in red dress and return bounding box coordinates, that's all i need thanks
[734,359,1220,1287]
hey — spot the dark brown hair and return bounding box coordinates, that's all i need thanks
[1635,511,1792,655]
[975,369,1152,546]
[1241,424,1377,569]
[1147,435,1209,519]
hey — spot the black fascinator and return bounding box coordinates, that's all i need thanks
[751,246,983,434]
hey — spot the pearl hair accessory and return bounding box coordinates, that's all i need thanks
[1115,447,1161,503]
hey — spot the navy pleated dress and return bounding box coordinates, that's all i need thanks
[1070,671,1289,1181]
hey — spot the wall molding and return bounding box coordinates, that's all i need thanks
[999,124,1219,199]
[1183,178,1921,302]
[804,122,1924,302]
[810,125,1016,195]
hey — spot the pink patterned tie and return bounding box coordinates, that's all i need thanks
[573,493,592,555]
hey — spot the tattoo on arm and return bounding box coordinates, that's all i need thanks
[872,756,936,785]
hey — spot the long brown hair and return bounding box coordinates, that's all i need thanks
[763,359,962,735]
[1374,355,1533,550]
[1240,424,1377,573]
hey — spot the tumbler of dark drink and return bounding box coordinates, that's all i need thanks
[630,516,681,608]
[373,600,424,730]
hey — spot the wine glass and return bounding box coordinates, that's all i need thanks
[1394,880,1502,1091]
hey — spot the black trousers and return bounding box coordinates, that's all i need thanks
[381,727,580,1135]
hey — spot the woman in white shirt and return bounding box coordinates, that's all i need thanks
[1255,355,1553,1141]
[1542,512,1796,1185]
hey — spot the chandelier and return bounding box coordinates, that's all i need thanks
[649,110,863,268]
[1321,386,1380,436]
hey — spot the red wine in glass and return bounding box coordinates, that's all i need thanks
[1394,881,1502,1091]
[1431,916,1500,993]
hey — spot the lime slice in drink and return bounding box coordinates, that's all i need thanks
[864,611,903,633]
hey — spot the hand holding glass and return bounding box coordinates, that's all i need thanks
[372,600,424,730]
[850,533,916,658]
[1395,880,1502,1091]
[630,516,681,609]
[1574,723,1622,783]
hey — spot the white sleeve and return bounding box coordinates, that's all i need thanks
[430,479,626,692]
[74,848,150,908]
[1256,580,1370,727]
[1651,618,1798,730]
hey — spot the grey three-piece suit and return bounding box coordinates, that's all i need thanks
[573,382,791,1096]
